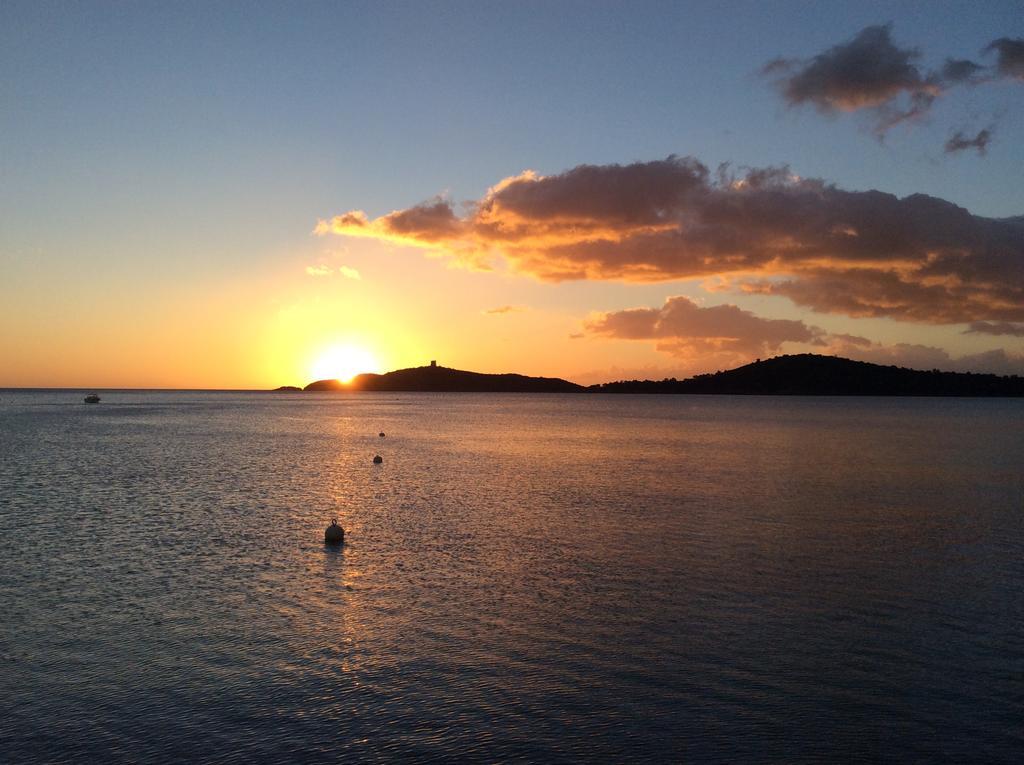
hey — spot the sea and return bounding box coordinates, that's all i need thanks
[1,391,1022,763]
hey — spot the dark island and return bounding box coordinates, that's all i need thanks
[590,354,1024,396]
[303,361,583,393]
[277,354,1024,397]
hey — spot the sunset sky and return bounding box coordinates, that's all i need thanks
[2,1,1022,388]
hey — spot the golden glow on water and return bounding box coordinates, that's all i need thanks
[310,344,382,382]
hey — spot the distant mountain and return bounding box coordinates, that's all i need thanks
[303,364,583,393]
[589,354,1024,396]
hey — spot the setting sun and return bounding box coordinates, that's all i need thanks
[310,344,381,382]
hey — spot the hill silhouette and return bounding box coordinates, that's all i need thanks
[283,354,1024,396]
[303,364,583,393]
[590,354,1024,396]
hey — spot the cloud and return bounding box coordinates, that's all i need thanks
[483,304,525,315]
[964,321,1024,337]
[319,155,1024,325]
[584,296,1024,375]
[305,264,362,279]
[944,128,992,155]
[314,199,460,242]
[763,25,943,134]
[585,296,823,366]
[763,26,1021,137]
[829,333,873,347]
[955,348,1024,375]
[827,336,1024,376]
[941,58,987,84]
[985,37,1024,80]
[826,336,955,370]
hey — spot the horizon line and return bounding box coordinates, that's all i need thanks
[7,352,1023,392]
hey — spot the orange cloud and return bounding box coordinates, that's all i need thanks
[319,155,1024,325]
[586,296,1024,375]
[586,296,824,369]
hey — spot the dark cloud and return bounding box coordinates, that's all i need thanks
[985,37,1024,80]
[585,296,822,362]
[944,128,992,155]
[941,58,987,83]
[483,305,525,315]
[748,261,1024,324]
[965,321,1024,337]
[764,26,1022,139]
[763,25,942,134]
[319,155,1024,325]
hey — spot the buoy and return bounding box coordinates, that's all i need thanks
[373,455,383,464]
[379,432,385,437]
[324,519,345,546]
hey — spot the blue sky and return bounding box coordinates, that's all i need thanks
[2,1,1022,386]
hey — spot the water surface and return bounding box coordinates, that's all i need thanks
[2,392,1022,762]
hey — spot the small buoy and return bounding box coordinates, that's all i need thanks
[373,455,383,464]
[324,519,345,546]
[379,432,385,438]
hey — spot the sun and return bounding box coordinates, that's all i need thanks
[310,344,381,383]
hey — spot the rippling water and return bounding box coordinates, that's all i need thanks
[1,391,1022,762]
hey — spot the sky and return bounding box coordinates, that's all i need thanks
[1,0,1022,388]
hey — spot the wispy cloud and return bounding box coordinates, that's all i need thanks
[319,155,1024,325]
[305,264,362,279]
[338,265,361,280]
[964,321,1024,337]
[483,304,526,315]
